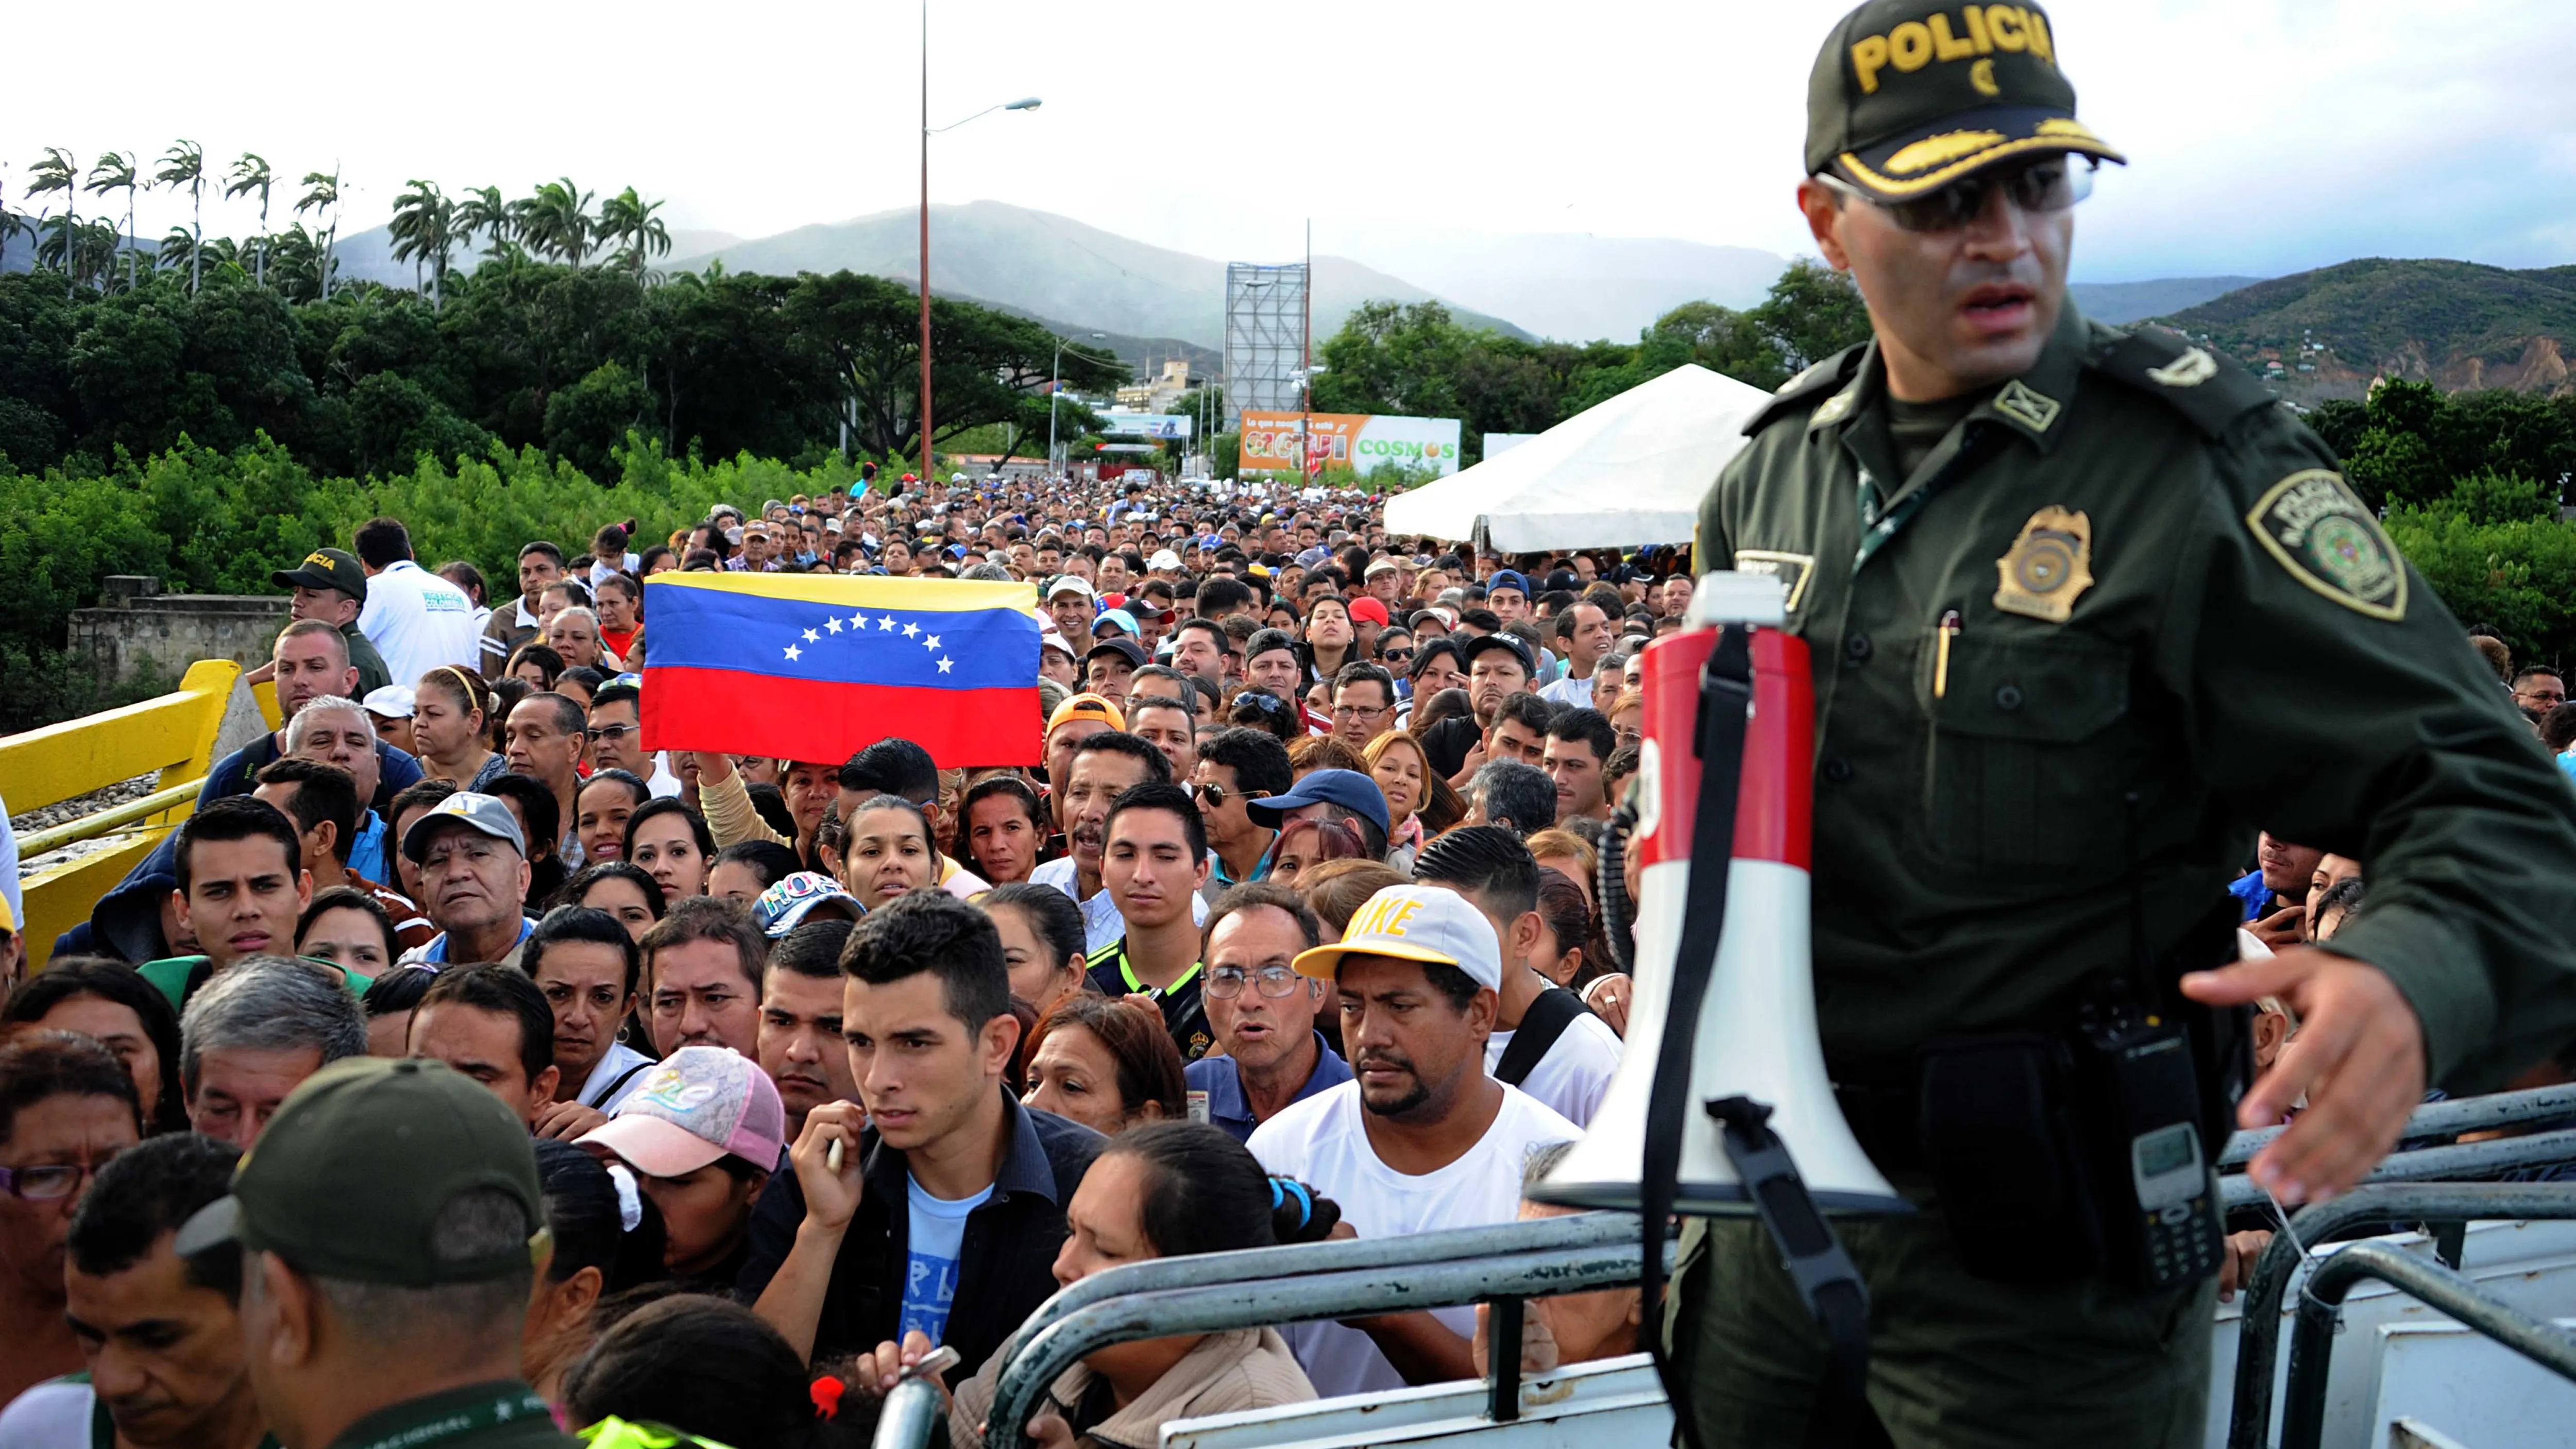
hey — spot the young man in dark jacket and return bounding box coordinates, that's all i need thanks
[741,891,1097,1379]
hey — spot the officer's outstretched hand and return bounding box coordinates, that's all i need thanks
[2182,946,2426,1204]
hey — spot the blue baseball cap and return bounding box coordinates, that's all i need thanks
[1246,768,1390,839]
[1488,569,1531,598]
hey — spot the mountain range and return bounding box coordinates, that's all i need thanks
[11,199,2570,401]
[2159,259,2576,399]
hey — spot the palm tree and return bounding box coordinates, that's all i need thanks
[224,152,274,287]
[518,177,594,266]
[388,179,460,311]
[295,167,341,301]
[266,223,323,303]
[157,224,198,275]
[598,186,672,284]
[153,140,207,294]
[26,149,78,291]
[455,184,513,261]
[85,152,142,290]
[39,216,119,289]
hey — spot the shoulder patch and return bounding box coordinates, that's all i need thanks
[2245,470,2407,621]
[2091,328,2276,438]
[1742,343,1869,437]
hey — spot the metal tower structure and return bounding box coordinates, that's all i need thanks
[1223,261,1307,431]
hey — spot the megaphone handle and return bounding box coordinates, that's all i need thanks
[1638,628,1752,1449]
[1707,1096,1874,1449]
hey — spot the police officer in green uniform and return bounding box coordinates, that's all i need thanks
[176,1058,578,1449]
[1673,4,2576,1445]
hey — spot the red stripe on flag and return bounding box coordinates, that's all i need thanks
[640,668,1040,768]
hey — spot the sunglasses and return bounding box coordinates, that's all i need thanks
[1815,155,2095,234]
[1380,647,1415,663]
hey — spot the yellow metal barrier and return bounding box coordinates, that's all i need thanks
[2,659,244,969]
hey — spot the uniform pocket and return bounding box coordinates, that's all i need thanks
[1913,630,2132,867]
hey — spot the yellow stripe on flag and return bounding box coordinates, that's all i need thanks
[644,572,1036,616]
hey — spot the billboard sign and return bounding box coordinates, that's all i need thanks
[1098,413,1193,440]
[1238,412,1463,477]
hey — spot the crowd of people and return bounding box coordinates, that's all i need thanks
[0,468,1701,1448]
[2,460,2560,1445]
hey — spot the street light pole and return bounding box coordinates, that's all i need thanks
[917,5,1038,491]
[919,0,932,490]
[1048,330,1107,475]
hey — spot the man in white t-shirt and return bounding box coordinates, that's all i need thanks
[1413,826,1623,1127]
[351,517,480,688]
[1249,883,1580,1399]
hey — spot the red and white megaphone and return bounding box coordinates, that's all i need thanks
[1535,572,1905,1215]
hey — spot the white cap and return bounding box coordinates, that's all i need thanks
[1291,883,1502,991]
[361,685,416,719]
[1039,631,1076,660]
[1046,576,1095,602]
[1147,549,1182,572]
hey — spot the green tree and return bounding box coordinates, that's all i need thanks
[456,185,514,255]
[517,178,595,266]
[1745,259,1872,373]
[295,168,342,300]
[83,152,140,291]
[223,153,274,288]
[25,149,80,293]
[544,361,654,478]
[388,180,459,311]
[598,187,671,283]
[153,141,207,295]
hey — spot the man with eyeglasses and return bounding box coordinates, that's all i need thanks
[1329,662,1399,752]
[1184,883,1351,1143]
[583,680,649,777]
[1676,5,2576,1446]
[2510,667,2566,718]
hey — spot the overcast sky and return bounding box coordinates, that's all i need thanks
[10,0,2570,283]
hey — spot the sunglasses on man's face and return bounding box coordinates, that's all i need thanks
[1816,155,2095,234]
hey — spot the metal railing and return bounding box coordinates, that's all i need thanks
[2280,1240,2576,1449]
[2218,1128,2576,1211]
[1,659,247,968]
[2226,1181,2576,1449]
[2219,1084,2576,1168]
[981,1213,1669,1449]
[870,1376,946,1449]
[996,1208,1648,1371]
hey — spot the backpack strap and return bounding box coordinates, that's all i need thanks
[1496,986,1590,1086]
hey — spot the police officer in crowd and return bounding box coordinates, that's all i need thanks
[1679,3,2576,1444]
[174,1056,577,1449]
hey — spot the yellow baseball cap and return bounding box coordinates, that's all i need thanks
[1046,693,1125,736]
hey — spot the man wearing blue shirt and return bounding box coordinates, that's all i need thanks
[1184,883,1351,1143]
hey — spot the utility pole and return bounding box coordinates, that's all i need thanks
[1300,217,1312,483]
[918,0,934,489]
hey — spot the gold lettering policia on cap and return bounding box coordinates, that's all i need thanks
[1849,6,2055,93]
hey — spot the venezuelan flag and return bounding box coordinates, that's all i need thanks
[639,573,1040,767]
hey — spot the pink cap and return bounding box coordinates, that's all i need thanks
[578,1047,785,1179]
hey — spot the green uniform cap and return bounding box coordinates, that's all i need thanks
[1806,1,2124,199]
[175,1056,544,1286]
[271,547,369,600]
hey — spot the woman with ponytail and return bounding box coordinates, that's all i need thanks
[857,1121,1331,1447]
[412,664,509,790]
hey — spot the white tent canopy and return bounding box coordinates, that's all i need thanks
[1382,363,1775,552]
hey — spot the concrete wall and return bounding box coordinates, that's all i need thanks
[69,576,286,687]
